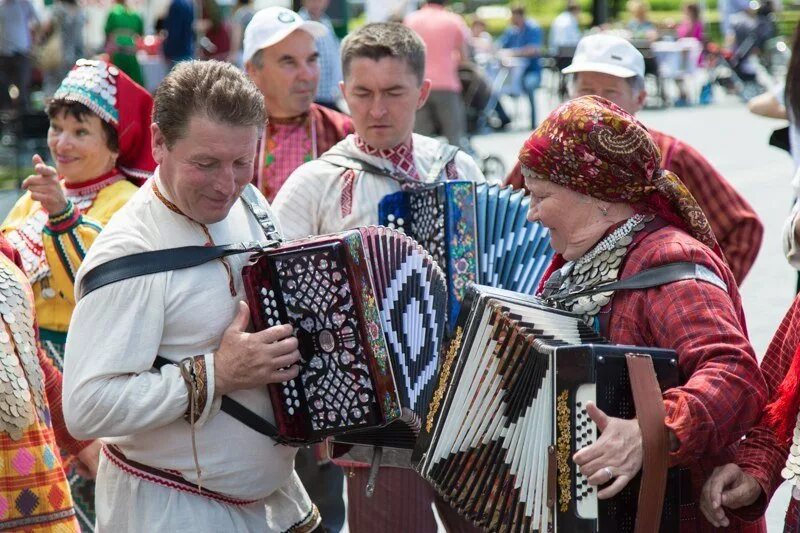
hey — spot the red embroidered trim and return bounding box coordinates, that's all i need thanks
[102,445,260,506]
[340,170,356,217]
[445,159,458,180]
[63,169,124,196]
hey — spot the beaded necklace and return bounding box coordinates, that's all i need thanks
[542,213,653,323]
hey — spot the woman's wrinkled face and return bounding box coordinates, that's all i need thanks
[524,175,605,261]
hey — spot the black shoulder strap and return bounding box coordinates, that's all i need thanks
[559,261,727,301]
[78,185,281,300]
[153,356,283,441]
[78,241,268,300]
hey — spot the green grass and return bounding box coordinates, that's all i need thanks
[0,167,27,190]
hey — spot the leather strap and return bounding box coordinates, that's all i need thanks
[559,261,727,301]
[153,355,284,442]
[625,353,670,533]
[78,241,272,299]
[78,184,281,300]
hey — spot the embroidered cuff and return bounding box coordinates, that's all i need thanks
[45,201,82,233]
[181,355,209,424]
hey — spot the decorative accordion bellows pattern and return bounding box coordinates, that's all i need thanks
[242,226,448,446]
[379,181,555,326]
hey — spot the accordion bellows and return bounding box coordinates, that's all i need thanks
[413,285,680,532]
[242,226,448,445]
[379,181,556,324]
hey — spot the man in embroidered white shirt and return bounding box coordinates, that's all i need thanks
[63,61,320,532]
[272,22,486,533]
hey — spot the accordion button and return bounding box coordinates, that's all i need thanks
[292,389,298,398]
[288,407,295,415]
[294,399,300,407]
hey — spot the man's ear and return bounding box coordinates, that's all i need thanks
[151,122,166,165]
[634,88,648,114]
[417,78,432,110]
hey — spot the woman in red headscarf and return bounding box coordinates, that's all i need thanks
[520,95,766,532]
[0,58,155,532]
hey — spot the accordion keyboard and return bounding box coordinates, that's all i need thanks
[575,383,598,520]
[384,213,406,233]
[261,286,302,415]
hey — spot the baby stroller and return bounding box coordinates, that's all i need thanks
[705,42,764,101]
[460,61,506,134]
[458,61,508,182]
[709,2,776,100]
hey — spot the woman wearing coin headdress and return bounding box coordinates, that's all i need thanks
[0,233,101,532]
[521,95,766,532]
[0,58,154,531]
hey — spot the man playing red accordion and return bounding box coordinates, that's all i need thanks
[62,61,319,532]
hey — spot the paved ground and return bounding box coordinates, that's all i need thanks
[3,90,795,530]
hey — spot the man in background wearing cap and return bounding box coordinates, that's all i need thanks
[507,33,763,285]
[243,6,353,202]
[243,8,351,530]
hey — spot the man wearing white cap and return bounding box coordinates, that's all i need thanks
[507,33,763,285]
[243,6,353,202]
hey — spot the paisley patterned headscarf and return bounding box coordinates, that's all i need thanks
[518,95,717,250]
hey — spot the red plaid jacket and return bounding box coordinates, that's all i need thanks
[731,295,800,524]
[253,103,354,202]
[596,223,767,532]
[507,129,764,285]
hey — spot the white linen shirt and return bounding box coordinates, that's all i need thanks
[63,172,302,505]
[272,133,488,240]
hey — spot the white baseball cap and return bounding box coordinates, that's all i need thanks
[243,7,327,65]
[562,34,645,79]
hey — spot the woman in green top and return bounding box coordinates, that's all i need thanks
[104,0,145,85]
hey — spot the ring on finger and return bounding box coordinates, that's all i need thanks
[602,466,614,482]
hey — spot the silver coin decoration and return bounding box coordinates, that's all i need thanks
[541,213,654,323]
[781,410,800,487]
[0,258,46,440]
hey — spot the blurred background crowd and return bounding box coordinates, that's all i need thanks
[0,0,795,184]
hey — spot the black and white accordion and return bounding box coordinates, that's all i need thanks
[242,226,448,446]
[378,181,555,326]
[413,285,680,532]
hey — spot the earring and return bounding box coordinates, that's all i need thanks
[598,205,609,216]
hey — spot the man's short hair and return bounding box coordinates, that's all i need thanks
[153,60,266,148]
[341,23,426,85]
[511,5,526,16]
